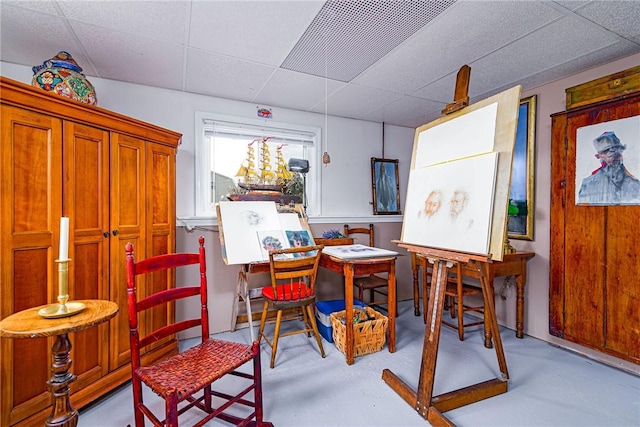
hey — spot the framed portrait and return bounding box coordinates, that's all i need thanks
[574,116,640,206]
[371,158,401,215]
[508,95,536,240]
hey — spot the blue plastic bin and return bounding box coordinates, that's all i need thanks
[315,299,366,343]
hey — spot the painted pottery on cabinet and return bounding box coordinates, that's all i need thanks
[32,51,97,105]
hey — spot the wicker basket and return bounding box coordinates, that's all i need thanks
[330,307,387,357]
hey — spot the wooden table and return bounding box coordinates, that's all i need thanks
[0,300,119,427]
[319,253,396,365]
[231,252,397,365]
[412,251,535,347]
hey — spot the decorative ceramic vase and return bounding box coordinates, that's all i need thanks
[32,51,97,105]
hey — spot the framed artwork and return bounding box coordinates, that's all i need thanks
[371,158,401,215]
[508,95,537,240]
[574,116,640,206]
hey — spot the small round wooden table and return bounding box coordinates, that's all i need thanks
[0,299,118,427]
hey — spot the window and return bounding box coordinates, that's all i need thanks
[195,112,320,217]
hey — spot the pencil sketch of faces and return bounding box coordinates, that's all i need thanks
[449,189,469,219]
[243,210,262,226]
[422,190,443,218]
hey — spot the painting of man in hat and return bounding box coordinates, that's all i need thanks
[577,123,640,205]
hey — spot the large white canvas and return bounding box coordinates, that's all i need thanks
[218,201,282,264]
[414,102,498,169]
[402,152,498,255]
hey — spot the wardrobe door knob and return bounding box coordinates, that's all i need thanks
[103,231,109,238]
[112,230,119,236]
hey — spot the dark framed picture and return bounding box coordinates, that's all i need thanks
[371,158,401,215]
[508,95,536,240]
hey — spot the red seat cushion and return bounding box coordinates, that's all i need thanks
[262,282,311,301]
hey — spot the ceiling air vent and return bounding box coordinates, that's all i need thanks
[281,0,458,82]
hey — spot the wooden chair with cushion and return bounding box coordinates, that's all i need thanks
[125,236,272,427]
[422,258,484,341]
[344,224,396,315]
[258,245,325,368]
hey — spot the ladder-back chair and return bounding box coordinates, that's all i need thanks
[258,245,325,368]
[344,224,396,315]
[125,237,272,427]
[422,258,484,341]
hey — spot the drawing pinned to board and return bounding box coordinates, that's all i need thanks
[218,201,282,264]
[403,152,498,255]
[258,230,287,259]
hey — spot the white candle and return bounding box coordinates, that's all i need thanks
[59,217,69,260]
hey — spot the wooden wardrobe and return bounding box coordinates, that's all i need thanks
[549,67,639,365]
[0,77,181,426]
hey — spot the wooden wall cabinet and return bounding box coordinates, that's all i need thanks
[0,77,180,426]
[550,72,640,365]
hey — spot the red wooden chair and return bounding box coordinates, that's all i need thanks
[125,236,272,427]
[258,245,325,368]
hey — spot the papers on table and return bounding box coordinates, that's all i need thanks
[321,244,398,260]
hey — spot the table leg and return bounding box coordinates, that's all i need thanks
[344,264,355,365]
[515,271,525,339]
[47,333,78,427]
[388,260,396,353]
[483,272,495,349]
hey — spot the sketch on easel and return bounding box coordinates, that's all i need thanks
[401,85,521,260]
[218,201,282,264]
[403,153,498,255]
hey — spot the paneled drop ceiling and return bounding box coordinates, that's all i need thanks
[1,0,639,128]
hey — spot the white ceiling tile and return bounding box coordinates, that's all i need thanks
[254,68,344,112]
[2,0,62,15]
[574,1,640,38]
[0,4,89,73]
[366,96,445,129]
[71,21,184,90]
[189,1,324,66]
[185,48,275,102]
[465,14,625,98]
[354,1,564,95]
[314,84,403,119]
[59,0,189,45]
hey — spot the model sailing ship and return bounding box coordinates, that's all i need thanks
[231,137,300,203]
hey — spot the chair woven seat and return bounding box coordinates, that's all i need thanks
[125,237,272,426]
[354,275,388,289]
[137,339,254,401]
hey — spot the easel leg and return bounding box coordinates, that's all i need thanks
[479,263,509,379]
[383,256,509,425]
[383,258,450,422]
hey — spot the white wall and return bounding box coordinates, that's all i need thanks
[0,61,414,222]
[4,54,639,373]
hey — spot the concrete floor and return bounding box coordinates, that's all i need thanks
[80,300,640,426]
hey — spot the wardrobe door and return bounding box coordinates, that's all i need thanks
[63,121,112,392]
[109,132,146,370]
[0,105,62,426]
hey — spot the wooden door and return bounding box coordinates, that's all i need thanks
[550,94,640,363]
[109,133,146,370]
[145,142,176,339]
[0,105,63,426]
[62,121,112,393]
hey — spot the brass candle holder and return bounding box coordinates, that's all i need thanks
[38,259,86,318]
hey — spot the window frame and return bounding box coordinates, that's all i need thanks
[195,111,322,218]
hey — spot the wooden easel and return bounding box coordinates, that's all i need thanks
[383,66,510,426]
